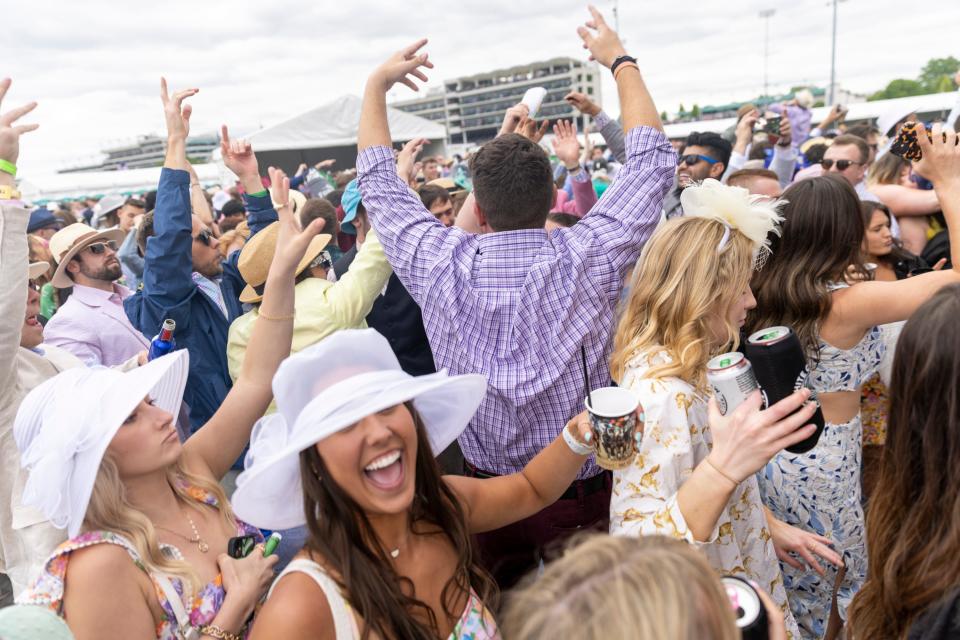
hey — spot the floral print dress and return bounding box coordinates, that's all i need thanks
[19,483,263,639]
[610,350,800,639]
[758,313,884,639]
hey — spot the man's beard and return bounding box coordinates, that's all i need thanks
[81,260,122,283]
[196,260,223,279]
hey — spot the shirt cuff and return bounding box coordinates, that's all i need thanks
[623,126,676,168]
[242,190,273,210]
[571,167,590,183]
[160,167,190,185]
[357,145,396,177]
[594,110,612,129]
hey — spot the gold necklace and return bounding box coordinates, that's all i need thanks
[156,512,209,554]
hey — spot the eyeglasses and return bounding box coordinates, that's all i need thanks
[309,251,333,271]
[85,240,118,255]
[821,159,863,171]
[678,154,719,167]
[193,228,213,246]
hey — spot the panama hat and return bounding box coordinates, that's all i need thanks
[14,350,189,537]
[48,223,125,289]
[29,261,50,281]
[232,329,486,530]
[237,221,331,304]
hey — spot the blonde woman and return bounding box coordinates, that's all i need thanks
[14,81,326,640]
[502,534,788,640]
[608,180,843,639]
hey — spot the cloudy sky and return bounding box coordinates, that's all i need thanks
[4,0,959,175]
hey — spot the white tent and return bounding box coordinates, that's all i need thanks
[663,90,959,140]
[214,94,447,177]
[19,163,222,204]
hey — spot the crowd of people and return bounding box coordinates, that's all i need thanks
[2,6,960,640]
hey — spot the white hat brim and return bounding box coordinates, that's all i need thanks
[51,228,126,289]
[232,372,485,531]
[67,350,189,537]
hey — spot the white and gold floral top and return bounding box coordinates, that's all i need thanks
[610,349,799,639]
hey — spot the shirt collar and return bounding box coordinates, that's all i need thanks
[475,228,548,254]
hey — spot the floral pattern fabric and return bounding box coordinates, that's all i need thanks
[609,349,800,639]
[19,482,262,639]
[759,322,884,639]
[860,372,888,446]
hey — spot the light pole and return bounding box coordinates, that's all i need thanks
[759,9,775,101]
[828,0,847,105]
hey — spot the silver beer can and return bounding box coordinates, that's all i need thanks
[707,352,759,416]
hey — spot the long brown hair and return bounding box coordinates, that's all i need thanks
[748,174,868,356]
[848,285,960,639]
[299,402,497,639]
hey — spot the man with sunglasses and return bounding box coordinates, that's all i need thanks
[663,131,731,218]
[42,222,150,366]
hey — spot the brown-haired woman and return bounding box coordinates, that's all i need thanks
[748,124,960,638]
[867,151,942,255]
[848,285,960,639]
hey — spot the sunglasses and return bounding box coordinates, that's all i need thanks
[678,154,719,167]
[193,228,214,246]
[309,251,333,271]
[85,240,118,255]
[821,159,863,171]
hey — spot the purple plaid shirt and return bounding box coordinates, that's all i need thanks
[357,126,675,478]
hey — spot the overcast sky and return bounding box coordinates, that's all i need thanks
[4,0,959,175]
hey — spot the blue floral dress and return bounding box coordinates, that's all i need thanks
[758,310,884,639]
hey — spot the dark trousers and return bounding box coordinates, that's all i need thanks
[464,462,612,591]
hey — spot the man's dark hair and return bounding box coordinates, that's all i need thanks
[418,184,450,210]
[546,212,580,228]
[221,200,246,218]
[137,211,155,257]
[144,190,157,212]
[846,123,880,140]
[832,134,871,164]
[423,157,438,166]
[470,133,553,231]
[124,197,146,209]
[300,198,339,244]
[325,189,344,209]
[684,131,732,168]
[748,140,772,161]
[804,143,829,165]
[726,168,779,190]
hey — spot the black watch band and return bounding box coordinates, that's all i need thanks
[610,55,637,75]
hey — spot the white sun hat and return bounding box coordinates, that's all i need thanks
[14,350,189,537]
[231,329,486,531]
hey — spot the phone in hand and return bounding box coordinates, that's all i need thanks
[763,115,781,136]
[521,87,547,118]
[227,534,258,559]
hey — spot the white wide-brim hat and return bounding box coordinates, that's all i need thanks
[232,329,486,531]
[14,350,189,537]
[49,223,126,289]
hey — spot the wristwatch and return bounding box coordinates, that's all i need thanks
[610,55,637,76]
[0,185,21,201]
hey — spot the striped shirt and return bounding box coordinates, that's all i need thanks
[357,126,675,477]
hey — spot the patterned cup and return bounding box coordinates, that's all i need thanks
[585,387,640,471]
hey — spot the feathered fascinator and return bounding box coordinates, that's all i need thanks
[680,178,785,269]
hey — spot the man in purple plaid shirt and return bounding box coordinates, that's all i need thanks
[357,8,675,587]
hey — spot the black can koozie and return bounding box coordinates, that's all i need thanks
[722,576,769,640]
[745,326,825,454]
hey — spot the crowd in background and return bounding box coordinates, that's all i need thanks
[2,6,960,640]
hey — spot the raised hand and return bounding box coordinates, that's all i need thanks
[314,159,336,170]
[160,77,197,142]
[0,78,39,167]
[397,137,428,186]
[564,91,600,117]
[370,39,434,93]
[220,125,260,181]
[499,103,530,137]
[268,166,326,275]
[517,116,549,144]
[777,111,793,146]
[576,5,627,69]
[914,122,960,188]
[552,120,582,169]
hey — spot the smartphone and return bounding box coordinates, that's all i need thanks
[521,87,547,117]
[227,534,257,559]
[763,115,781,136]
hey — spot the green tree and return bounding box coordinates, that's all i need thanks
[660,110,669,122]
[919,57,960,92]
[868,78,926,101]
[691,104,701,118]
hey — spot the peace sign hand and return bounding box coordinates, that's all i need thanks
[0,78,39,166]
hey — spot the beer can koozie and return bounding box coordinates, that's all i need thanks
[707,352,759,416]
[722,576,769,640]
[745,326,825,454]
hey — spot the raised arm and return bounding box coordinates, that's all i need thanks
[552,119,597,216]
[358,39,433,151]
[0,78,37,396]
[315,228,392,327]
[184,168,325,480]
[187,163,214,228]
[565,90,627,163]
[221,125,278,236]
[869,183,942,217]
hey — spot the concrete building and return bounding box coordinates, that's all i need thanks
[59,134,218,174]
[393,57,602,146]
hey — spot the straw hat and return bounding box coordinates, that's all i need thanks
[237,221,331,304]
[48,223,125,289]
[14,350,189,537]
[231,329,486,530]
[272,188,307,220]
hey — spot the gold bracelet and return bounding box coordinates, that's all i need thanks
[704,457,739,487]
[198,624,243,640]
[613,62,639,81]
[257,309,295,321]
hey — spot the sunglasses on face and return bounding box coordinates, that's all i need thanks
[85,240,118,255]
[193,228,213,246]
[309,251,333,271]
[821,159,863,171]
[678,154,719,167]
